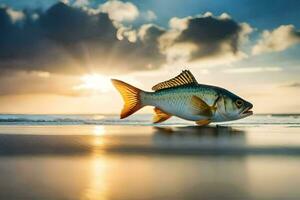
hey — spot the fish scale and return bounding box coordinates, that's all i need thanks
[142,85,219,121]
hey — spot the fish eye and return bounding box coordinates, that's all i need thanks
[235,99,243,108]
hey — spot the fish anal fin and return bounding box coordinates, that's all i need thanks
[152,70,198,91]
[190,96,213,117]
[195,119,211,126]
[153,107,172,123]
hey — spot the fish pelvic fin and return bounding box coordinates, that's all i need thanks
[195,119,211,126]
[111,79,144,119]
[153,107,172,123]
[190,95,213,117]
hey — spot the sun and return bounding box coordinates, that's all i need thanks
[74,74,112,92]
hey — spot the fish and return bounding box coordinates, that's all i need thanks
[111,70,253,126]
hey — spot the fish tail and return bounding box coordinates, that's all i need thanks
[111,79,144,119]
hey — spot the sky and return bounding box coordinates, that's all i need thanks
[0,0,299,114]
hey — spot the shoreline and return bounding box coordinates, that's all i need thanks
[0,125,299,156]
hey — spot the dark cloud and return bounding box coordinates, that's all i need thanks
[0,2,164,75]
[177,16,240,57]
[159,14,252,63]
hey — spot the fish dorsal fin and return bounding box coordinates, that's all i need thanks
[152,70,198,91]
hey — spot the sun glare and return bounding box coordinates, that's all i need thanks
[93,125,106,136]
[93,125,106,146]
[74,74,112,92]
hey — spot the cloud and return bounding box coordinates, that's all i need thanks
[0,4,253,76]
[142,10,157,21]
[73,0,89,7]
[223,67,282,74]
[138,24,165,42]
[0,3,255,96]
[0,2,164,75]
[4,7,25,23]
[159,13,253,65]
[0,70,81,96]
[252,25,300,55]
[99,0,139,22]
[282,82,300,88]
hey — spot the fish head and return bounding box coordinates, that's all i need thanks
[215,89,253,121]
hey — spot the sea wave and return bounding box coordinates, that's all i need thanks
[0,114,299,126]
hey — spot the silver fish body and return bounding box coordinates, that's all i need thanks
[141,84,252,122]
[112,70,253,125]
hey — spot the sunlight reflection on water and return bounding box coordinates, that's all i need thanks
[1,124,300,199]
[81,155,109,200]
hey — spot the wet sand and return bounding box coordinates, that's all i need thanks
[0,125,300,199]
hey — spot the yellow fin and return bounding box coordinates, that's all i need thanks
[153,107,172,123]
[111,79,143,119]
[195,119,211,126]
[152,70,198,91]
[190,96,213,117]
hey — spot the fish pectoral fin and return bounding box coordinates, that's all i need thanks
[190,96,213,117]
[153,107,172,123]
[195,119,211,126]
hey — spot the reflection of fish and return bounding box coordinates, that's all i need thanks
[112,70,253,126]
[153,126,245,137]
[153,126,246,143]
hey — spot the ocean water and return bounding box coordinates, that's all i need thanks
[0,113,299,126]
[0,114,300,200]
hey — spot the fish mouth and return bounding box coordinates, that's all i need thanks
[240,105,253,117]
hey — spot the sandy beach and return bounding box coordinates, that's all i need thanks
[0,114,300,200]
